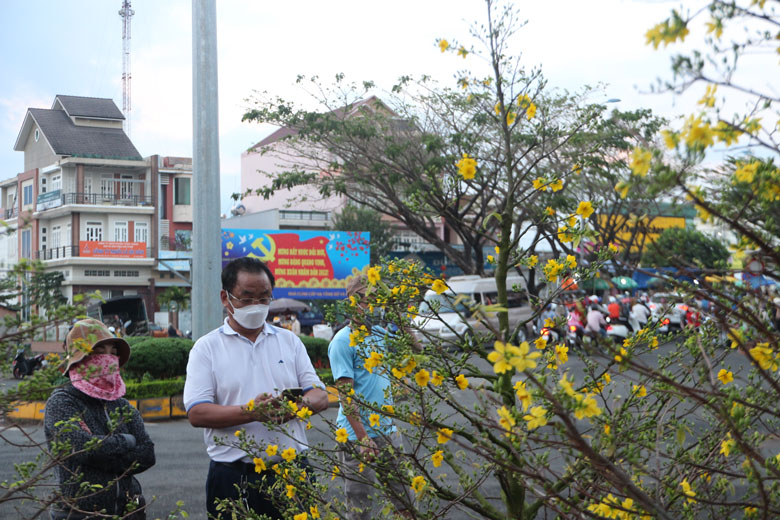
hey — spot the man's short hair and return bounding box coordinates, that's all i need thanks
[346,274,369,298]
[221,257,275,292]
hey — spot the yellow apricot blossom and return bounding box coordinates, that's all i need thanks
[411,475,427,494]
[335,428,349,443]
[367,266,381,285]
[630,148,652,177]
[431,279,448,294]
[698,84,717,108]
[456,153,478,180]
[721,433,736,457]
[496,405,516,431]
[437,427,454,444]
[431,450,444,467]
[514,380,532,410]
[414,369,431,387]
[576,201,594,219]
[455,374,469,390]
[523,406,548,430]
[438,39,449,52]
[717,369,734,385]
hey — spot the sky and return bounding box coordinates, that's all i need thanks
[0,0,757,214]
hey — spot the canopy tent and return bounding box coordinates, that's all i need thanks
[579,277,611,291]
[611,276,638,290]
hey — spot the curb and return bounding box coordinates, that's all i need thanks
[7,386,340,422]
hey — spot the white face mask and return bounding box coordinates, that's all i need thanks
[228,299,270,330]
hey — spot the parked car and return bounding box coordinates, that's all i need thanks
[648,292,688,328]
[413,274,533,347]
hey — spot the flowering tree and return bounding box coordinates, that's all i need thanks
[220,1,780,520]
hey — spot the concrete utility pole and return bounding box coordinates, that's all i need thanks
[192,0,223,339]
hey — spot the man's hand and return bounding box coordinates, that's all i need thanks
[249,393,296,424]
[357,436,379,460]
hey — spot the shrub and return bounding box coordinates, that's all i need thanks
[298,335,330,369]
[315,368,333,386]
[125,378,185,400]
[122,337,194,380]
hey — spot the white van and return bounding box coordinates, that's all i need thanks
[413,274,534,346]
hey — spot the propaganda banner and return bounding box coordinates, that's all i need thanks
[221,229,370,299]
[79,241,147,258]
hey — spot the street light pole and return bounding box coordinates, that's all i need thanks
[192,0,222,339]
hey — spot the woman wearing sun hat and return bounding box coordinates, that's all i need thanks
[44,318,155,519]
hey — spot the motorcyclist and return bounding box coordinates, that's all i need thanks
[585,305,607,337]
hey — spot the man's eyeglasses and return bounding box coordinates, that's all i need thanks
[227,292,273,306]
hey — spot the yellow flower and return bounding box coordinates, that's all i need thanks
[679,479,696,503]
[565,255,577,269]
[514,380,532,411]
[614,181,630,199]
[281,447,297,462]
[363,351,384,374]
[526,103,537,120]
[487,254,495,263]
[382,404,395,414]
[431,279,448,294]
[457,45,468,58]
[367,266,381,285]
[576,201,594,219]
[331,465,340,480]
[293,513,307,520]
[415,369,430,387]
[310,505,320,519]
[369,414,380,427]
[705,18,723,38]
[550,179,564,192]
[506,112,517,126]
[603,372,611,384]
[455,374,469,390]
[438,39,449,52]
[431,371,444,386]
[720,433,735,457]
[749,343,777,371]
[534,337,547,350]
[431,450,444,467]
[559,374,577,397]
[683,115,715,149]
[494,102,502,115]
[245,399,255,412]
[265,444,278,457]
[458,77,469,90]
[488,341,520,374]
[555,344,569,365]
[437,427,453,444]
[543,259,564,283]
[533,178,546,191]
[745,506,758,517]
[335,428,349,443]
[717,369,733,385]
[632,384,647,398]
[572,164,582,175]
[234,430,241,437]
[296,406,313,421]
[411,475,427,494]
[661,129,678,149]
[567,215,577,228]
[698,84,718,108]
[574,394,602,420]
[497,405,516,431]
[456,153,477,180]
[728,328,743,349]
[735,161,760,184]
[523,406,548,430]
[528,255,538,267]
[630,147,652,177]
[253,457,267,473]
[286,484,296,499]
[544,206,555,217]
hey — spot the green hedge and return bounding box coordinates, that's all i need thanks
[316,368,333,386]
[125,378,185,400]
[122,337,194,380]
[299,336,330,369]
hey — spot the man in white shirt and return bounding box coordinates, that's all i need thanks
[183,257,328,519]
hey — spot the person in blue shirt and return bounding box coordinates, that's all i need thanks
[328,274,411,520]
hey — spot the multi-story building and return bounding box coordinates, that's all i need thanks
[0,95,192,325]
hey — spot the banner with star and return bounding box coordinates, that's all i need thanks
[221,229,370,299]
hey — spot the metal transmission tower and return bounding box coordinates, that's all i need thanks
[119,1,134,136]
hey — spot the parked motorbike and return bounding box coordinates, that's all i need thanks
[12,348,47,379]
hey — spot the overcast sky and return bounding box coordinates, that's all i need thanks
[0,0,748,213]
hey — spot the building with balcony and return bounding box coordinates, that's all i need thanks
[0,96,192,324]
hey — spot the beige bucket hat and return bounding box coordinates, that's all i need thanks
[64,318,131,373]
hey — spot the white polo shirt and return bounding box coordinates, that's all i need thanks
[183,319,323,462]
